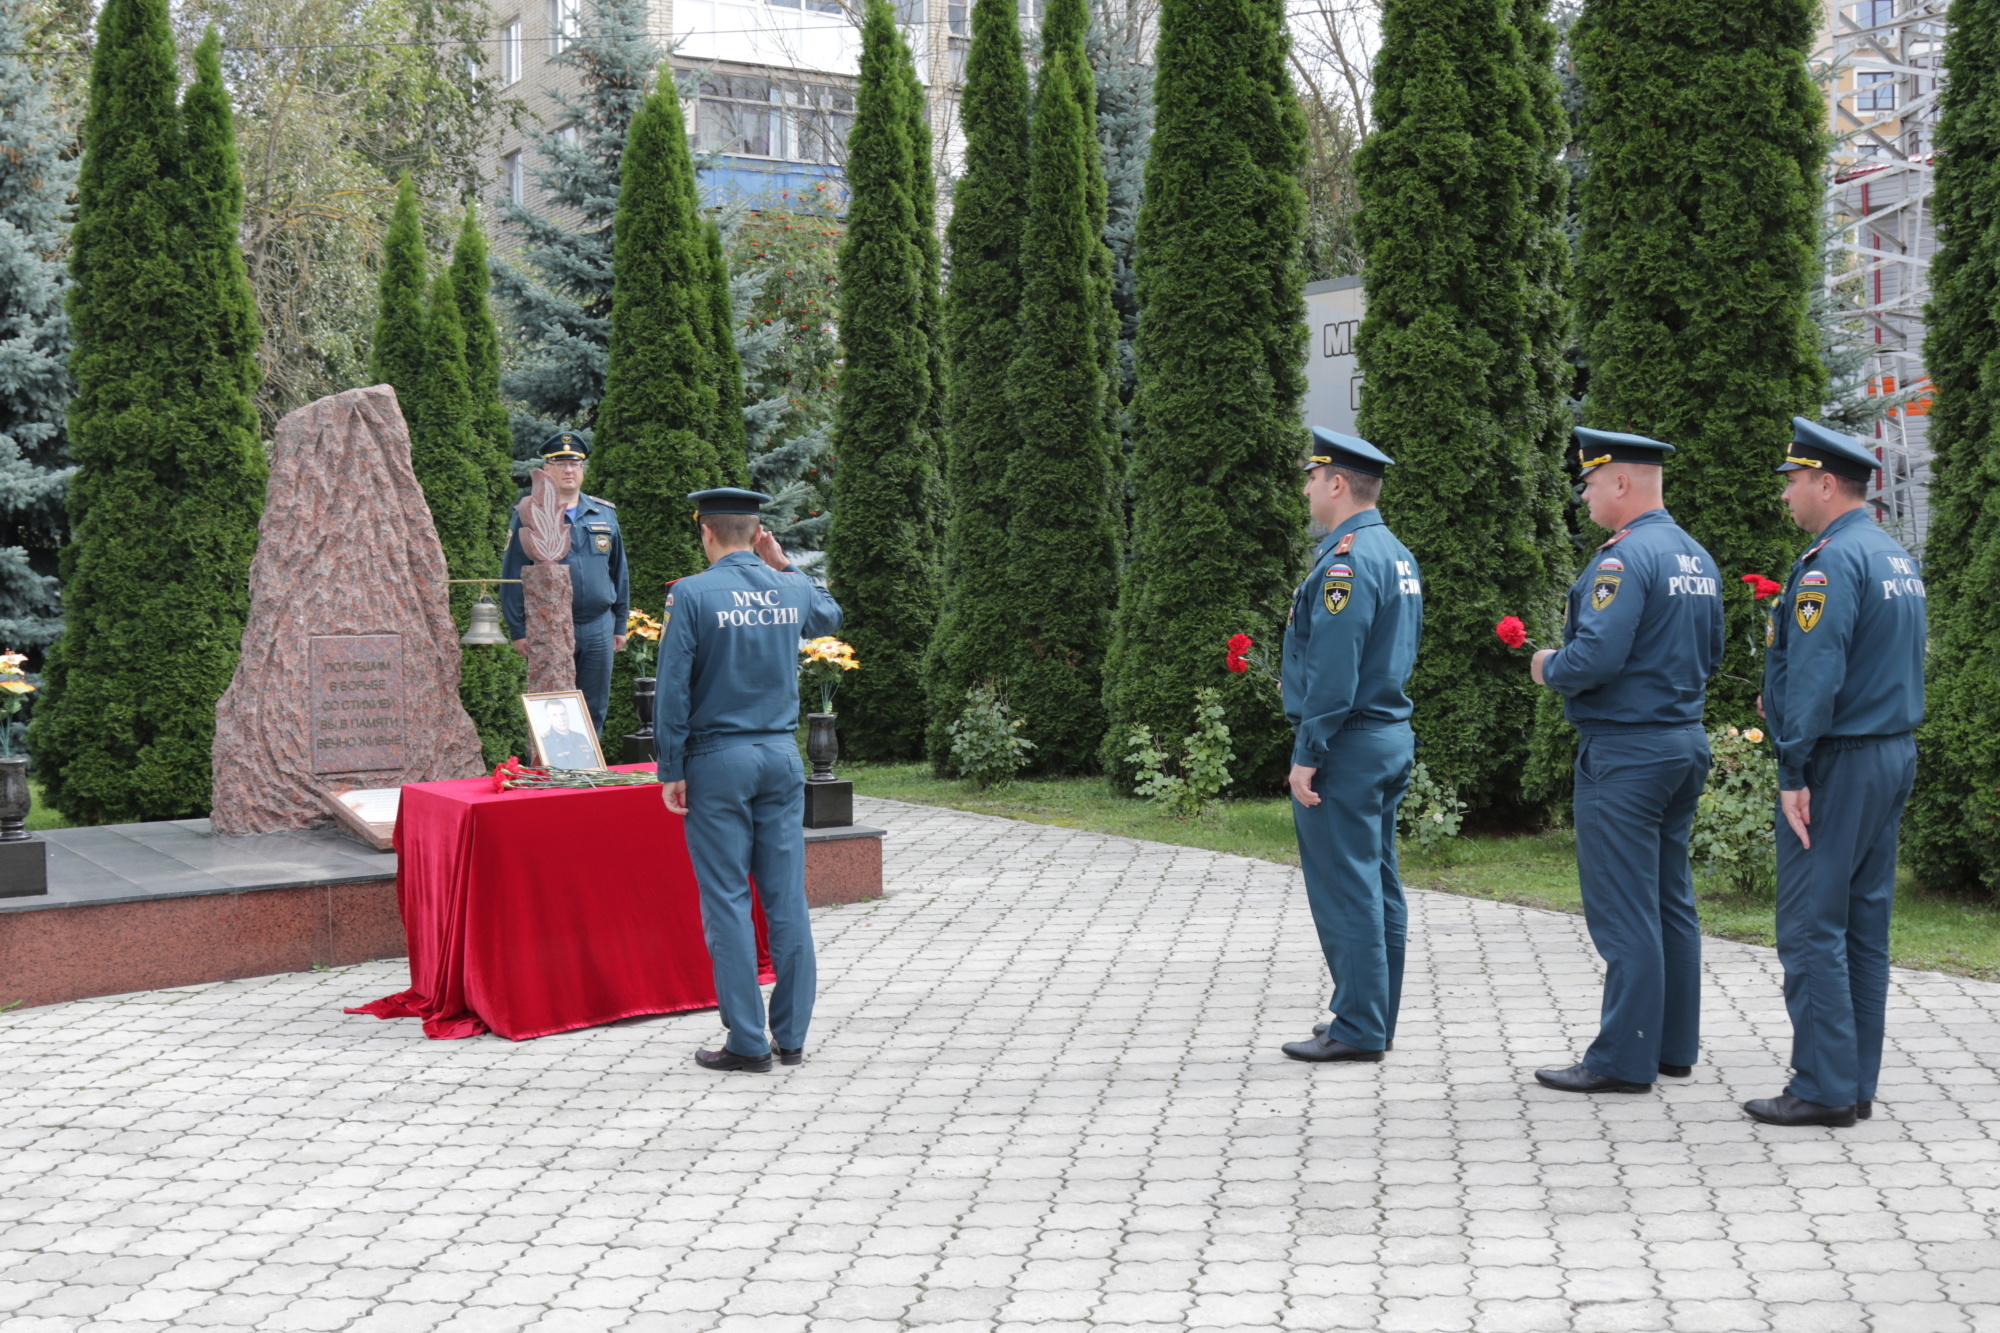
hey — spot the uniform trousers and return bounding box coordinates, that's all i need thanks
[573,609,616,737]
[1572,724,1709,1084]
[682,741,816,1058]
[1292,721,1413,1051]
[1775,733,1915,1109]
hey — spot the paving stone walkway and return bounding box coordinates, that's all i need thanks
[3,797,1999,1333]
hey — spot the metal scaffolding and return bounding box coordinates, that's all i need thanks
[1820,0,1948,552]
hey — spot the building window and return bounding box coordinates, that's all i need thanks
[1019,0,1042,34]
[696,74,855,164]
[549,0,579,54]
[1857,0,1895,28]
[503,150,524,205]
[895,0,923,25]
[500,20,522,85]
[949,0,967,35]
[767,0,843,12]
[1857,70,1896,112]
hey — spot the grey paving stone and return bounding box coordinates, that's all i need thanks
[2,796,1998,1330]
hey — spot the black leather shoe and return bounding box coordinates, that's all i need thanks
[1658,1063,1693,1078]
[1534,1062,1650,1094]
[1283,1033,1384,1062]
[778,1047,804,1066]
[695,1047,772,1073]
[1311,1025,1392,1050]
[1744,1092,1856,1127]
[1783,1083,1871,1120]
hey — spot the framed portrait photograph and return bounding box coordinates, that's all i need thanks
[521,690,606,770]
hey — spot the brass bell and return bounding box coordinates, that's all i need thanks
[460,594,511,646]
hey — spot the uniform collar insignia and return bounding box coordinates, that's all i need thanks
[1332,532,1356,556]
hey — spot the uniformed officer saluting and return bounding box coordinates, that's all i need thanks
[1746,418,1925,1129]
[1280,428,1423,1064]
[500,433,630,737]
[657,488,842,1073]
[1529,427,1722,1095]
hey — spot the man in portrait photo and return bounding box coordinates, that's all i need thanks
[537,699,599,769]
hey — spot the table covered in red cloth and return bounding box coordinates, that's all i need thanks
[347,766,768,1040]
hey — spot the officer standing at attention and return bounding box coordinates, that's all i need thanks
[657,488,842,1073]
[1280,428,1423,1064]
[1529,427,1723,1095]
[1747,418,1926,1128]
[500,432,629,737]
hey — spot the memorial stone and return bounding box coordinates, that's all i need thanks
[518,468,578,695]
[211,386,485,835]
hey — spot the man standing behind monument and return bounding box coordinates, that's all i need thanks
[1529,428,1722,1096]
[657,488,842,1073]
[501,433,629,736]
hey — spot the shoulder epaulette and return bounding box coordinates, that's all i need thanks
[1802,535,1832,562]
[589,494,616,509]
[1597,527,1631,551]
[1333,532,1356,556]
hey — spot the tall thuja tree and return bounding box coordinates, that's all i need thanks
[1573,0,1824,720]
[451,208,518,535]
[1087,0,1153,412]
[828,0,941,760]
[899,25,948,520]
[926,0,1030,768]
[701,219,751,486]
[492,0,661,449]
[1907,0,2000,894]
[0,0,77,656]
[999,0,1121,771]
[1518,0,1585,809]
[1102,0,1309,788]
[592,74,726,739]
[33,22,266,822]
[372,176,427,398]
[1355,0,1563,817]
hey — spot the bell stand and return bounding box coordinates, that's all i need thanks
[446,578,522,647]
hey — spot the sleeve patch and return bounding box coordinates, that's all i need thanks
[1596,558,1623,572]
[1322,578,1352,614]
[1589,574,1621,612]
[1800,570,1828,586]
[1795,591,1826,632]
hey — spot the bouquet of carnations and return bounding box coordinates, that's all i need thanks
[490,757,658,791]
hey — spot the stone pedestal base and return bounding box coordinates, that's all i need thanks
[620,733,654,765]
[0,838,47,898]
[803,825,882,907]
[524,563,577,694]
[804,780,853,829]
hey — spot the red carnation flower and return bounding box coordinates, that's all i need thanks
[1226,632,1254,673]
[1741,573,1783,601]
[1495,616,1529,650]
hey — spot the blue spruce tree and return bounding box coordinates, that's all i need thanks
[0,1,76,655]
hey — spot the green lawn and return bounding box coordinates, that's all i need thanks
[846,762,2000,984]
[26,781,65,832]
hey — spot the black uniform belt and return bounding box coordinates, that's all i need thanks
[1817,732,1912,752]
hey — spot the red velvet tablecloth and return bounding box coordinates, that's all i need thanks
[347,766,768,1040]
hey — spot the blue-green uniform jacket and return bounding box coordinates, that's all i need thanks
[1762,507,1926,792]
[1281,510,1423,768]
[653,551,843,783]
[498,495,630,639]
[1542,508,1724,730]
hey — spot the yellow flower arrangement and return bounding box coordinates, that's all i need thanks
[0,650,34,757]
[798,637,859,712]
[626,610,665,675]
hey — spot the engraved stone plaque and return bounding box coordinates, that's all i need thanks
[310,634,408,774]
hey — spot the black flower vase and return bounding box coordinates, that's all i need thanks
[0,754,47,898]
[803,712,852,828]
[618,675,657,766]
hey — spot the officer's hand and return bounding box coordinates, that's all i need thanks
[1757,694,1765,719]
[613,634,627,652]
[1289,764,1320,807]
[1530,649,1554,686]
[753,528,790,571]
[511,639,528,657]
[663,781,688,816]
[1781,787,1811,849]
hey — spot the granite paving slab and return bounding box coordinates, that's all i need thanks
[0,795,1996,1333]
[4,820,396,914]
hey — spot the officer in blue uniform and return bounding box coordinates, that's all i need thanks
[500,433,629,737]
[656,487,842,1073]
[1530,428,1723,1095]
[1280,429,1424,1064]
[1747,418,1925,1128]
